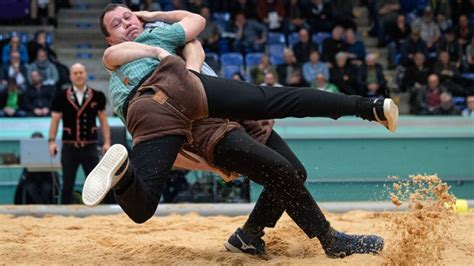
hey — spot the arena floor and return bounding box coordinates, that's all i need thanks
[1,210,472,265]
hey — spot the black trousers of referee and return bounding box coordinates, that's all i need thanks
[114,73,371,238]
[61,143,99,204]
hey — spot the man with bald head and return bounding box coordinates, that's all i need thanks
[48,63,111,204]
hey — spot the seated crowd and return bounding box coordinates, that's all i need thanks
[0,30,69,117]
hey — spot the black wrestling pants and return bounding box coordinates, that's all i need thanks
[191,71,361,121]
[114,129,330,238]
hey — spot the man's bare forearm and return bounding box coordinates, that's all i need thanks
[103,42,171,70]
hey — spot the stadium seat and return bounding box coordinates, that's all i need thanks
[312,32,331,46]
[222,65,242,79]
[267,44,285,65]
[453,96,467,110]
[287,32,299,47]
[220,52,244,67]
[267,32,286,45]
[245,52,264,69]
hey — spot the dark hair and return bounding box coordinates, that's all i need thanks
[232,72,245,81]
[100,4,129,37]
[31,132,44,139]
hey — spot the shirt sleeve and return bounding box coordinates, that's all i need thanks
[152,23,186,51]
[96,91,106,111]
[51,90,63,113]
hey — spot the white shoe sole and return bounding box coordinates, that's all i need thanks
[383,99,398,133]
[375,99,399,133]
[82,144,128,207]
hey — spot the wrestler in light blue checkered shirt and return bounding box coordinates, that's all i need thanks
[108,21,218,123]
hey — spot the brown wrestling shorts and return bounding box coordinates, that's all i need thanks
[184,118,241,164]
[126,56,209,145]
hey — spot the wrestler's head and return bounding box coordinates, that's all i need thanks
[100,4,144,46]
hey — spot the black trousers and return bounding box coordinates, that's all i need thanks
[61,143,99,204]
[115,73,367,234]
[191,71,360,121]
[213,129,330,238]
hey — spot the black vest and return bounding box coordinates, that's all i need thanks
[51,87,106,143]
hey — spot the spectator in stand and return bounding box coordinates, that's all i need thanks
[414,74,444,115]
[455,14,473,49]
[256,0,286,31]
[321,25,347,66]
[197,7,221,53]
[27,48,59,87]
[305,0,334,33]
[345,28,366,65]
[230,0,257,20]
[287,70,307,87]
[403,52,431,93]
[400,27,428,66]
[27,30,57,64]
[412,7,441,54]
[187,0,206,14]
[311,73,339,93]
[331,0,356,31]
[436,13,453,34]
[260,72,282,86]
[25,70,55,117]
[357,53,387,98]
[433,51,464,96]
[230,12,267,53]
[462,94,474,117]
[375,0,400,47]
[250,55,278,84]
[302,49,329,84]
[432,92,461,115]
[2,34,29,65]
[0,78,27,117]
[466,36,474,72]
[404,52,431,110]
[276,48,301,86]
[387,14,411,69]
[330,52,358,95]
[430,0,451,18]
[30,0,57,27]
[292,28,318,64]
[285,0,307,33]
[0,51,28,91]
[437,28,463,69]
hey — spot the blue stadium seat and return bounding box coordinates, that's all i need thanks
[312,32,331,46]
[46,32,54,45]
[453,96,466,110]
[213,12,231,33]
[222,65,242,79]
[220,52,244,67]
[287,32,299,47]
[461,73,474,80]
[245,52,264,68]
[267,44,285,65]
[267,32,286,45]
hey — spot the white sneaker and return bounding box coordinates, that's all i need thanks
[82,144,129,207]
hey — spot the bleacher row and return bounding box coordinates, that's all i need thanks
[0,31,54,45]
[206,31,332,80]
